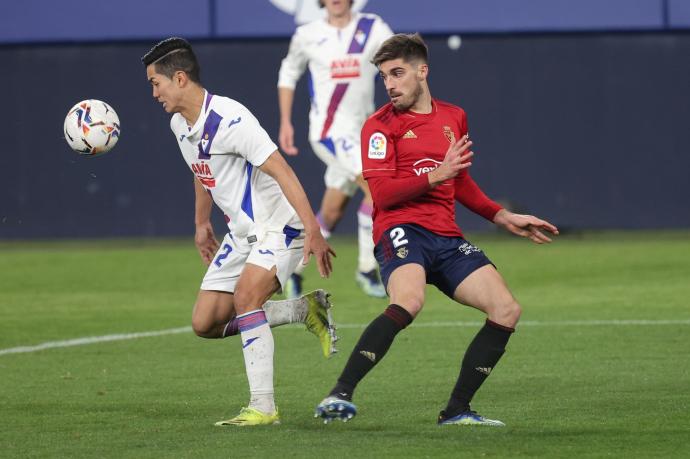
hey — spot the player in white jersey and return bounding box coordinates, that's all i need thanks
[278,0,393,298]
[142,37,337,426]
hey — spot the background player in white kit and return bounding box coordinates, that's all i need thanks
[142,37,336,426]
[278,0,393,298]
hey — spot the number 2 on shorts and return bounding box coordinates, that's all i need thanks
[214,243,233,267]
[390,227,409,248]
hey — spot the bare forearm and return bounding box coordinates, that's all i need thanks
[278,87,295,124]
[283,172,319,233]
[260,151,319,233]
[193,177,213,225]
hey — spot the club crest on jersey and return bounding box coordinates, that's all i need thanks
[443,126,456,143]
[354,29,367,46]
[396,247,408,259]
[368,132,387,159]
[200,132,210,151]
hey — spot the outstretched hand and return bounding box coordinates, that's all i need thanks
[493,209,559,244]
[302,231,336,278]
[195,222,220,265]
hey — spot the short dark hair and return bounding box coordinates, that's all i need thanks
[318,0,353,8]
[372,33,428,67]
[141,37,201,83]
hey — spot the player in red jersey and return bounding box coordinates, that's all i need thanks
[315,33,558,426]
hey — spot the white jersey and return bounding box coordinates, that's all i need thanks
[278,12,393,145]
[171,91,302,241]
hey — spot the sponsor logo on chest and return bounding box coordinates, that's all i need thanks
[331,57,361,79]
[412,158,442,176]
[191,161,215,188]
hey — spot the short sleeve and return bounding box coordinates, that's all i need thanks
[278,28,308,90]
[214,107,278,167]
[373,17,394,45]
[361,118,396,179]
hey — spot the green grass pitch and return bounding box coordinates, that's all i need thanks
[1,231,689,458]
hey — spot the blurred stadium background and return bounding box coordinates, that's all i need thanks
[1,0,689,238]
[1,1,689,458]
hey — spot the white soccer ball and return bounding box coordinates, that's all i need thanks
[64,99,121,156]
[447,35,462,51]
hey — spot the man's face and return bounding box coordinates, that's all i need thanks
[378,58,426,111]
[322,0,351,17]
[146,64,182,114]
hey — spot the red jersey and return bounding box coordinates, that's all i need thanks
[361,99,502,244]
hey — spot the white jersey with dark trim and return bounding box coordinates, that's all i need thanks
[171,91,302,240]
[278,12,393,144]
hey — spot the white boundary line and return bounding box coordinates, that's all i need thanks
[1,319,689,357]
[0,326,191,356]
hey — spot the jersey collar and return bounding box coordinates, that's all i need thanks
[186,90,213,137]
[400,99,437,119]
[324,12,359,32]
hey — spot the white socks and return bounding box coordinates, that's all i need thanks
[263,296,308,326]
[292,259,307,276]
[237,310,275,414]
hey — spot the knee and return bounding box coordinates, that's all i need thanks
[492,298,522,328]
[390,293,425,319]
[232,289,261,316]
[191,308,215,337]
[403,300,424,319]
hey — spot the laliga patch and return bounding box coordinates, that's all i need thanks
[368,132,387,159]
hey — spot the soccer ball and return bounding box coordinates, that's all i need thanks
[64,99,121,156]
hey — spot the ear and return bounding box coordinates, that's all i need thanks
[417,63,429,80]
[174,70,188,88]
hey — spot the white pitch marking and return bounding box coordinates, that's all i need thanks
[337,319,690,329]
[1,319,689,357]
[0,326,191,356]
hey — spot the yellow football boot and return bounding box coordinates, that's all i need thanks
[304,290,338,358]
[214,407,280,426]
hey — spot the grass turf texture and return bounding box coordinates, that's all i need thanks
[1,231,689,458]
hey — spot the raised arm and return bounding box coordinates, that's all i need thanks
[368,136,474,209]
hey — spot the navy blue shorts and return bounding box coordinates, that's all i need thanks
[374,224,493,299]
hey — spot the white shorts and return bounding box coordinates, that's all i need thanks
[310,135,361,197]
[200,229,304,293]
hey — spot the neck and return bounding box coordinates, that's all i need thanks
[328,10,352,28]
[409,87,433,114]
[180,85,206,126]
